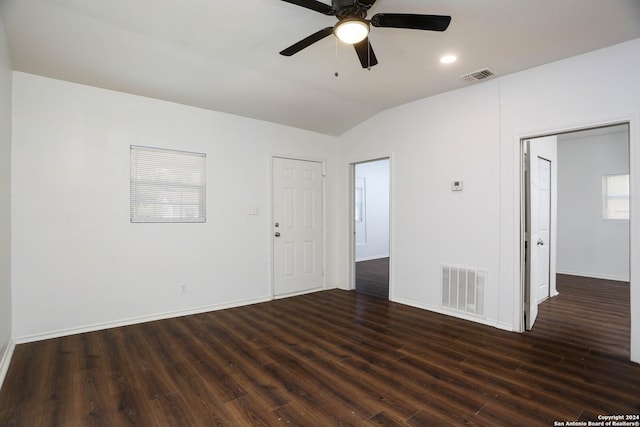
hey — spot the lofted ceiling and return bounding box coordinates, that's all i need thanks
[1,0,639,136]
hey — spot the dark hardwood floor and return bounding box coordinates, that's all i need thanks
[356,257,389,299]
[529,274,631,359]
[1,275,638,426]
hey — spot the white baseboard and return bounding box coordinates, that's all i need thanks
[273,286,325,300]
[496,322,514,332]
[0,339,16,392]
[556,270,630,282]
[391,296,511,331]
[14,295,273,344]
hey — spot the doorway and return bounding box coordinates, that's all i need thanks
[522,124,630,344]
[353,158,390,298]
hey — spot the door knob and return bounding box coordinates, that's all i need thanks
[537,239,544,246]
[275,232,281,237]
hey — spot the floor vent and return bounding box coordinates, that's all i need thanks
[460,68,495,82]
[441,265,485,317]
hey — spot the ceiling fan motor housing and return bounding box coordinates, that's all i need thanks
[333,0,370,19]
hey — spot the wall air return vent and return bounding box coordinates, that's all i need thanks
[460,68,495,82]
[441,265,485,317]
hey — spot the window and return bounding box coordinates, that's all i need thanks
[130,145,206,223]
[602,174,630,220]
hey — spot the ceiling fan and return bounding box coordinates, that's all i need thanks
[279,0,452,69]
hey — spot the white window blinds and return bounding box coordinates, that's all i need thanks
[130,145,206,223]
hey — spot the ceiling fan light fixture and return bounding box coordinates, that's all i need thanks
[334,18,369,44]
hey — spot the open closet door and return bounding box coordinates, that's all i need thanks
[525,140,552,330]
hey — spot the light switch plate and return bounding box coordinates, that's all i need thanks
[451,180,463,191]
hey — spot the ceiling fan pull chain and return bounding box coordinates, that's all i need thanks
[335,37,340,77]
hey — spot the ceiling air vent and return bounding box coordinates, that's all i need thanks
[460,68,495,82]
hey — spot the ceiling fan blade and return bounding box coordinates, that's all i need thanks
[353,38,379,68]
[371,14,451,31]
[280,27,334,56]
[356,0,377,8]
[280,0,335,15]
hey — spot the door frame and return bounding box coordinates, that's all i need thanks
[518,120,635,359]
[270,154,327,299]
[347,154,393,296]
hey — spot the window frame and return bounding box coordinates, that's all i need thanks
[130,145,207,223]
[602,173,630,221]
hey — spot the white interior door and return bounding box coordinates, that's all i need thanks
[272,157,324,297]
[536,158,551,303]
[525,142,552,330]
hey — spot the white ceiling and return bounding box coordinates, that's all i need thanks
[1,0,639,136]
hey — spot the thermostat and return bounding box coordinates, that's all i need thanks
[451,180,463,191]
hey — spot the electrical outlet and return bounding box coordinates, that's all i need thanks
[180,283,188,294]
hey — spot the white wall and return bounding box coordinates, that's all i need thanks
[557,127,630,281]
[355,159,389,261]
[338,38,640,363]
[11,72,339,340]
[340,81,503,326]
[0,15,13,385]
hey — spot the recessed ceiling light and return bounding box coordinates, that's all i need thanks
[440,55,457,64]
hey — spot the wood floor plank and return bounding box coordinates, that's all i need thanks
[272,400,353,427]
[356,257,390,299]
[1,274,638,426]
